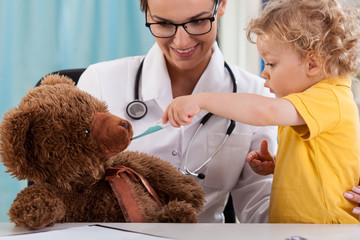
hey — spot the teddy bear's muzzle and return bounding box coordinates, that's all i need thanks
[91,112,134,158]
[120,122,130,130]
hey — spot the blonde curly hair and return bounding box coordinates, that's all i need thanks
[247,0,360,77]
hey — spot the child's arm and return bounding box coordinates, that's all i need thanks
[246,140,275,175]
[162,92,305,127]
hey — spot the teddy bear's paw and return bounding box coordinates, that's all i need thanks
[9,187,66,229]
[9,199,65,229]
[169,186,205,213]
[27,220,55,230]
[159,200,199,223]
[9,204,62,229]
[187,190,205,213]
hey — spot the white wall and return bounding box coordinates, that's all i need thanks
[218,0,262,76]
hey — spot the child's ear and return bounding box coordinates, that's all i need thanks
[305,51,324,77]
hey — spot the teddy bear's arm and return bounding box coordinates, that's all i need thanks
[150,163,206,213]
[9,184,66,229]
[113,151,205,213]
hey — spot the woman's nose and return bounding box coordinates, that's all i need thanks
[173,26,191,46]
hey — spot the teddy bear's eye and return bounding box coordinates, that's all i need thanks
[85,129,90,135]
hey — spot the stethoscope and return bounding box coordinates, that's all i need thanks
[126,58,237,179]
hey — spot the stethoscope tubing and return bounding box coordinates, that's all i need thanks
[183,123,230,174]
[134,59,144,100]
[128,58,237,179]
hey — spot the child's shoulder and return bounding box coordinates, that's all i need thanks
[309,76,351,93]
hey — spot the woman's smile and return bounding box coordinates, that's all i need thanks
[171,44,199,58]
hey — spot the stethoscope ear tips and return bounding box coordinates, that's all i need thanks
[197,173,205,179]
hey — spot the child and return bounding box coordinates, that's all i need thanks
[162,0,360,223]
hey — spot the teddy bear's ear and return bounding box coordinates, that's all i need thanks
[0,108,33,181]
[39,74,75,87]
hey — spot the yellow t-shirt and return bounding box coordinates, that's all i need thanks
[269,76,360,223]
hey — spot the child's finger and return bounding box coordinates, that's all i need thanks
[252,161,274,175]
[246,151,258,162]
[167,108,181,128]
[162,108,169,124]
[260,140,268,154]
[175,108,187,125]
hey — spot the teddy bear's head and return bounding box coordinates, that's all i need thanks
[0,74,133,190]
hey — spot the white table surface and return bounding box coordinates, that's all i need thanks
[1,222,360,240]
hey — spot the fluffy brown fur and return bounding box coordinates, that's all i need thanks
[0,74,205,229]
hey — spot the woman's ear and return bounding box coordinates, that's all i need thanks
[305,51,324,77]
[217,0,227,18]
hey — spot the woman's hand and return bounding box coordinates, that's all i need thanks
[344,186,360,215]
[246,140,275,175]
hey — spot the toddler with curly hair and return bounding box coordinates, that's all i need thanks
[162,0,360,223]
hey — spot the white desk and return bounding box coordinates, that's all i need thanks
[1,222,360,240]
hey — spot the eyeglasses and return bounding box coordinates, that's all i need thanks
[145,0,219,38]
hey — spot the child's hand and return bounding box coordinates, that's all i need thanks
[246,140,275,175]
[162,95,201,127]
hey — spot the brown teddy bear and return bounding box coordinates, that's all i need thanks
[0,74,205,229]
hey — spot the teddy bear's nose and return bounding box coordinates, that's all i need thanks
[120,122,129,130]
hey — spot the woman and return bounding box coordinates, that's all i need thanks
[77,0,277,223]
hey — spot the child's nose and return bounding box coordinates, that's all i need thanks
[261,69,269,80]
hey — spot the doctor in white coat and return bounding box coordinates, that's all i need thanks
[77,0,277,223]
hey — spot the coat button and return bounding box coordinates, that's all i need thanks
[172,150,178,156]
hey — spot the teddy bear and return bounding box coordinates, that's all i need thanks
[0,74,205,229]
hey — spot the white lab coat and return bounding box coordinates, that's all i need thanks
[77,42,278,223]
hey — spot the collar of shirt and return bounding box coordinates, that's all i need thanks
[316,75,351,88]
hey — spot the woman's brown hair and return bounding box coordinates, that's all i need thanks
[140,0,224,12]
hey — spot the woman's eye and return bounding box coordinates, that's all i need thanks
[190,19,205,26]
[156,22,175,29]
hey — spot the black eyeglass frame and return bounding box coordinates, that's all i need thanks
[145,0,219,38]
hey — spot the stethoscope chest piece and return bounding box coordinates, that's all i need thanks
[126,100,148,120]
